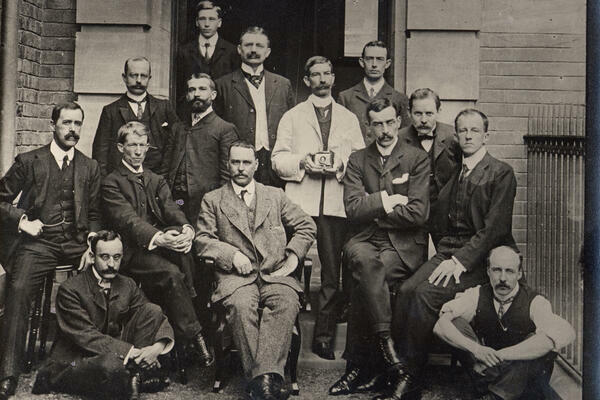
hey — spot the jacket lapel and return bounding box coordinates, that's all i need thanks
[220,183,253,242]
[353,82,370,103]
[73,150,87,222]
[146,94,157,118]
[433,126,447,160]
[301,100,323,143]
[118,95,133,122]
[211,37,226,64]
[32,146,52,210]
[253,183,272,230]
[264,71,277,109]
[382,139,405,175]
[85,268,107,311]
[366,143,383,175]
[232,70,255,108]
[465,152,491,195]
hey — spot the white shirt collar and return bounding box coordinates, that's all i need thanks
[92,265,112,289]
[50,140,74,168]
[462,146,487,171]
[231,179,256,197]
[308,94,333,108]
[363,78,385,96]
[192,106,213,126]
[494,282,519,302]
[199,32,219,47]
[126,91,148,103]
[122,159,143,174]
[376,137,398,157]
[241,63,264,76]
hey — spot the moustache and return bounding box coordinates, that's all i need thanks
[65,132,80,141]
[235,173,248,178]
[247,53,260,59]
[316,84,331,90]
[495,283,510,290]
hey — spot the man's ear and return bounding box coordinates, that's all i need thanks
[237,45,242,56]
[358,58,365,69]
[303,75,310,88]
[384,58,392,70]
[117,143,124,154]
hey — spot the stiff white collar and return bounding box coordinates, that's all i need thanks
[122,159,143,174]
[308,94,333,108]
[231,179,256,197]
[376,137,398,157]
[363,78,385,96]
[126,91,148,103]
[462,147,487,171]
[192,106,214,126]
[50,140,74,168]
[199,32,218,47]
[241,63,264,75]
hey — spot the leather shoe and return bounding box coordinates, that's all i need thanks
[328,366,362,395]
[248,373,279,400]
[378,336,401,368]
[193,332,214,367]
[372,371,421,400]
[271,373,290,400]
[312,342,335,360]
[129,372,141,400]
[0,378,17,400]
[355,371,387,393]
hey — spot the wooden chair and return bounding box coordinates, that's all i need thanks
[24,264,76,372]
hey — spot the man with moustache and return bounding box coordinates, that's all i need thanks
[329,98,429,397]
[214,26,294,187]
[195,141,316,400]
[384,110,518,400]
[338,41,410,145]
[434,246,575,400]
[399,88,460,229]
[93,57,179,177]
[177,1,238,105]
[163,72,238,223]
[272,56,364,360]
[0,102,101,399]
[32,230,175,399]
[102,122,213,369]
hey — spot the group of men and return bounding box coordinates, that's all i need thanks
[0,1,575,400]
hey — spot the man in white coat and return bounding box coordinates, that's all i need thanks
[272,56,365,359]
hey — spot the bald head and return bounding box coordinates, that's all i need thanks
[488,246,520,270]
[487,246,522,297]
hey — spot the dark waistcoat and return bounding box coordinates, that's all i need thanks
[473,283,537,349]
[39,159,76,240]
[448,172,473,236]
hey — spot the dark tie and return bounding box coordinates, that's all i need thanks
[369,87,375,98]
[203,42,211,62]
[494,295,515,320]
[381,155,389,166]
[243,70,264,89]
[418,134,435,141]
[61,155,69,170]
[102,287,111,332]
[135,100,144,120]
[240,189,248,205]
[459,163,469,183]
[315,106,329,120]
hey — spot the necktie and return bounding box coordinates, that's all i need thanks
[494,295,515,321]
[315,106,329,120]
[61,155,69,170]
[135,100,144,120]
[369,87,375,98]
[243,71,264,89]
[418,134,435,141]
[240,189,248,206]
[381,155,389,166]
[459,164,469,183]
[192,113,202,126]
[203,42,211,62]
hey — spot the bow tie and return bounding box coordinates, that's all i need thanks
[417,134,435,141]
[127,96,147,104]
[243,70,264,89]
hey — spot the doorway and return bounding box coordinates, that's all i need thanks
[172,0,397,103]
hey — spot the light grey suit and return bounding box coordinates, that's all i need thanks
[195,182,316,378]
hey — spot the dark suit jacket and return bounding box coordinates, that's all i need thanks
[399,122,461,207]
[46,267,173,368]
[195,182,316,302]
[162,111,239,221]
[0,145,101,266]
[214,69,294,149]
[177,36,239,94]
[343,138,430,271]
[337,81,410,145]
[101,163,190,253]
[431,152,517,271]
[92,94,179,177]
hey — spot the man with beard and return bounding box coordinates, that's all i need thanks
[214,26,294,187]
[0,102,101,399]
[32,230,175,399]
[93,57,179,177]
[177,0,238,110]
[272,56,364,360]
[102,122,213,372]
[338,41,410,145]
[434,246,574,400]
[162,73,239,224]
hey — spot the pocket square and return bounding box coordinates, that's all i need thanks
[392,173,409,184]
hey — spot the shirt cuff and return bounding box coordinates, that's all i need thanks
[161,338,174,355]
[148,232,161,251]
[17,214,27,233]
[123,345,135,365]
[182,224,194,236]
[451,256,467,273]
[380,191,395,214]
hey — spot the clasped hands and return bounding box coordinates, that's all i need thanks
[155,225,194,253]
[124,341,167,370]
[472,344,507,371]
[300,153,342,177]
[232,251,298,277]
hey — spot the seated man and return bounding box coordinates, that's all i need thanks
[195,141,316,400]
[101,121,212,366]
[390,109,518,400]
[434,246,575,400]
[330,98,429,396]
[33,230,175,399]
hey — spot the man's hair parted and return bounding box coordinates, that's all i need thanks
[51,102,84,124]
[90,230,122,253]
[454,108,489,133]
[117,121,149,144]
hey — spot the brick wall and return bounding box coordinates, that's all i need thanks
[479,1,586,260]
[15,0,77,154]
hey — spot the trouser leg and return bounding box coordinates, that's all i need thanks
[252,283,299,379]
[121,303,173,348]
[313,215,346,345]
[222,284,260,378]
[124,250,202,339]
[0,240,83,380]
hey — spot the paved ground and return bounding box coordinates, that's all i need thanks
[13,363,473,399]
